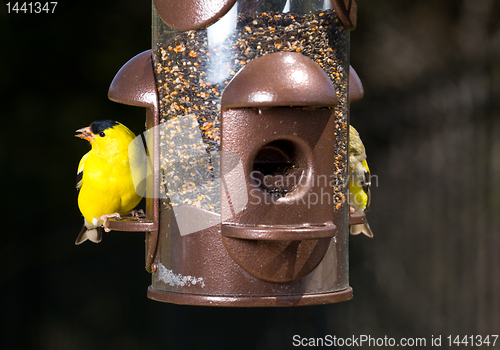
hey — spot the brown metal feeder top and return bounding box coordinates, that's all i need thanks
[222,51,338,109]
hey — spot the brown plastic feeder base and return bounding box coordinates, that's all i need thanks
[147,286,353,307]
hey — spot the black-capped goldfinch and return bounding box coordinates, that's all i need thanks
[349,125,374,238]
[75,120,145,244]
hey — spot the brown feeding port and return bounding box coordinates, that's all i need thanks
[104,0,364,306]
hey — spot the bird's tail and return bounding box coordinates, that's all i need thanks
[349,222,374,238]
[75,225,103,245]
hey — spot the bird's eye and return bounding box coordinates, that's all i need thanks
[99,132,105,137]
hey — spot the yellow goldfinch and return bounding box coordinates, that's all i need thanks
[348,125,374,238]
[75,120,145,244]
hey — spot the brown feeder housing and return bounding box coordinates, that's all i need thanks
[106,0,364,307]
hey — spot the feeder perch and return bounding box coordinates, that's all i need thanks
[104,0,364,306]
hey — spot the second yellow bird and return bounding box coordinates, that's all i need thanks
[349,125,374,238]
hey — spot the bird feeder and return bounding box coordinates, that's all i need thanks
[106,0,364,306]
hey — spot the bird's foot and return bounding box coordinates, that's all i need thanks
[349,206,355,213]
[126,209,145,218]
[98,213,121,232]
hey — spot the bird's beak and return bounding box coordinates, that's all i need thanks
[75,126,94,141]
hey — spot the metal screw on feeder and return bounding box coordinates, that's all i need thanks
[104,0,363,306]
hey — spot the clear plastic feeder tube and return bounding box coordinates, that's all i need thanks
[152,0,350,218]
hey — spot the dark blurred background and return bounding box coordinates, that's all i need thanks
[1,0,499,349]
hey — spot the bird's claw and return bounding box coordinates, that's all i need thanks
[98,213,121,232]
